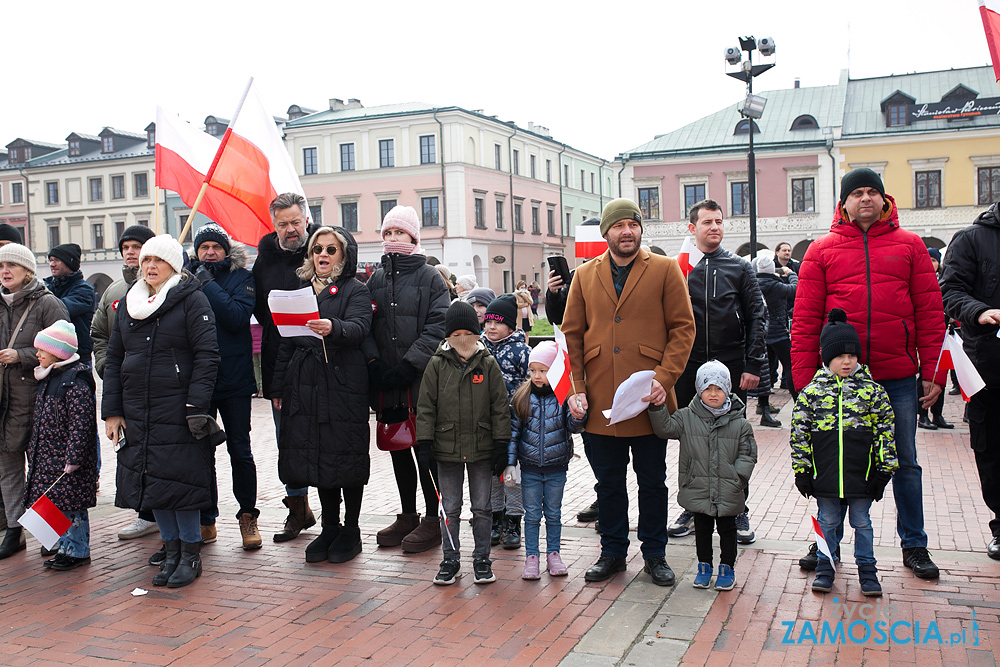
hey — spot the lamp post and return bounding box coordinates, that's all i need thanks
[725,36,775,257]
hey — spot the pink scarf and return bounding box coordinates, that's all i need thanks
[383,240,425,256]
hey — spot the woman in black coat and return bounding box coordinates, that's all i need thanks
[362,206,450,553]
[103,235,219,589]
[271,226,372,564]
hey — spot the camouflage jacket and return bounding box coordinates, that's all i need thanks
[790,364,897,499]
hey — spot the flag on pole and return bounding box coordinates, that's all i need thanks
[935,331,986,400]
[575,224,605,258]
[676,237,704,278]
[20,495,72,551]
[549,326,574,405]
[267,286,321,339]
[811,515,836,571]
[980,0,1000,81]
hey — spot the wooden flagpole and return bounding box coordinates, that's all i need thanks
[176,182,209,244]
[153,185,160,235]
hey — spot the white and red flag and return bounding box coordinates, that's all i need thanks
[267,286,321,339]
[575,224,605,258]
[935,331,986,400]
[980,0,1000,81]
[550,326,574,405]
[676,237,703,278]
[20,494,72,551]
[811,515,836,571]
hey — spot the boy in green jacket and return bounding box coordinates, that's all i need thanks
[416,301,511,585]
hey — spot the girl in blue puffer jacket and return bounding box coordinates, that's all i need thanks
[504,342,586,580]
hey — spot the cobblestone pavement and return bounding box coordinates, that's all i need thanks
[0,383,996,666]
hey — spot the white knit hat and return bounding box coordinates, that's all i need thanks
[139,235,184,274]
[0,243,38,272]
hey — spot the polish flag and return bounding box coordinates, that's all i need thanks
[575,224,605,258]
[550,326,574,405]
[934,331,985,400]
[20,494,72,551]
[980,0,1000,81]
[811,516,836,571]
[676,237,703,278]
[267,286,321,339]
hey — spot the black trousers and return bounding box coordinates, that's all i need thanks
[694,513,737,567]
[766,337,797,399]
[969,387,1000,538]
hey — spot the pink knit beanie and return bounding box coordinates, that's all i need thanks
[381,205,421,243]
[528,341,558,369]
[34,319,78,360]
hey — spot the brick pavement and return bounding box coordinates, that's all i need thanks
[0,384,996,666]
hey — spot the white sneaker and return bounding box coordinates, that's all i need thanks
[118,517,158,540]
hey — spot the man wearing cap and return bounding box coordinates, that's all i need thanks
[45,243,96,365]
[562,198,695,586]
[791,168,947,579]
[188,223,261,551]
[0,223,23,247]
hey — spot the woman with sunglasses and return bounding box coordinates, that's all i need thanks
[270,226,372,564]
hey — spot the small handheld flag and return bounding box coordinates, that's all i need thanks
[811,516,836,571]
[21,494,72,551]
[676,237,703,278]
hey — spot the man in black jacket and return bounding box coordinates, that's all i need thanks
[668,199,767,543]
[189,224,261,551]
[940,203,1000,560]
[45,243,96,364]
[253,193,319,543]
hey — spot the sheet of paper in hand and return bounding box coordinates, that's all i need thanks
[602,370,656,426]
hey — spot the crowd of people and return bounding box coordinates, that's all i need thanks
[0,168,996,598]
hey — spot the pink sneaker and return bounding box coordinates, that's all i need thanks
[522,555,541,580]
[547,552,568,576]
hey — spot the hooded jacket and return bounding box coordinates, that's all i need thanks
[92,265,139,378]
[757,270,797,344]
[44,270,96,360]
[481,328,530,399]
[270,228,372,489]
[508,386,585,472]
[791,195,947,392]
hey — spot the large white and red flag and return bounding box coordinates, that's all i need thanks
[980,1,1000,81]
[935,331,986,400]
[550,326,574,405]
[676,237,703,278]
[20,494,72,551]
[575,224,605,258]
[811,516,836,571]
[267,286,321,339]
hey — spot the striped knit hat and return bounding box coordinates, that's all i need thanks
[34,320,78,360]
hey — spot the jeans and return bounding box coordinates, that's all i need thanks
[437,461,492,561]
[878,375,926,548]
[693,513,736,567]
[490,475,523,517]
[202,395,258,525]
[272,404,307,497]
[59,509,90,558]
[816,497,875,566]
[521,469,566,557]
[153,509,202,543]
[588,433,668,559]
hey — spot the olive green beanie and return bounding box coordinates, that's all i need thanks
[600,198,643,236]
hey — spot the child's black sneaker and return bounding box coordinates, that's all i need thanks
[473,558,496,584]
[433,559,461,585]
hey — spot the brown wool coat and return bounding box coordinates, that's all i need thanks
[561,248,695,438]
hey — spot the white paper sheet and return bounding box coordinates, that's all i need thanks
[601,370,656,426]
[268,286,322,339]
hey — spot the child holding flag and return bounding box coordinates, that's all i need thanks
[504,341,586,579]
[790,309,897,596]
[24,320,97,571]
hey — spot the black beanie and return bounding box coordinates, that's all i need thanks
[48,243,82,272]
[193,223,232,255]
[118,224,156,255]
[484,294,518,330]
[840,168,885,205]
[445,300,481,336]
[0,223,23,245]
[820,309,862,366]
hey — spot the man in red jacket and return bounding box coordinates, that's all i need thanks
[791,168,946,579]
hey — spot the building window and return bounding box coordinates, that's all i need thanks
[546,159,551,183]
[978,167,1000,205]
[380,199,397,223]
[512,149,520,175]
[734,119,761,135]
[514,203,523,232]
[791,178,815,213]
[93,223,105,250]
[580,169,585,191]
[566,212,571,236]
[915,171,941,208]
[102,136,114,153]
[591,173,595,193]
[887,105,907,127]
[496,200,505,230]
[303,147,318,175]
[341,202,358,232]
[340,143,355,171]
[638,187,660,220]
[421,197,439,227]
[89,178,103,202]
[420,135,436,164]
[46,182,59,205]
[48,225,60,247]
[531,206,540,234]
[11,182,23,204]
[547,208,555,235]
[134,173,148,198]
[530,155,536,179]
[731,182,749,216]
[111,175,126,200]
[564,164,570,186]
[116,219,127,239]
[137,219,149,227]
[147,127,155,148]
[68,139,81,157]
[684,184,706,214]
[379,139,394,168]
[309,204,323,224]
[790,114,820,130]
[474,198,485,228]
[494,144,502,171]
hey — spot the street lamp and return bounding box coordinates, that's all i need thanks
[725,36,775,258]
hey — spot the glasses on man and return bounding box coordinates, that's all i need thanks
[311,244,339,256]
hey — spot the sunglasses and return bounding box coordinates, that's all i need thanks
[311,244,339,256]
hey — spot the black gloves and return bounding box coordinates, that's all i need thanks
[382,361,416,389]
[492,441,509,476]
[186,407,227,446]
[417,440,435,469]
[795,473,814,498]
[368,360,389,391]
[867,470,893,502]
[194,264,215,286]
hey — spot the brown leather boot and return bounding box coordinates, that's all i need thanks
[376,513,420,547]
[401,517,442,553]
[273,495,316,543]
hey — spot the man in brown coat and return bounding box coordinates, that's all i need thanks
[562,198,695,585]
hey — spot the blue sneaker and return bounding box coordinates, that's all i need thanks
[692,562,712,588]
[714,564,735,591]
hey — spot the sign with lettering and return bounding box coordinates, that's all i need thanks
[908,97,1000,122]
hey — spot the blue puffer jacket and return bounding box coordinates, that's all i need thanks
[508,386,586,472]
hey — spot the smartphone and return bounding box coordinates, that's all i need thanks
[547,255,572,286]
[114,425,126,453]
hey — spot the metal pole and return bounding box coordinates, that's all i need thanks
[747,58,757,259]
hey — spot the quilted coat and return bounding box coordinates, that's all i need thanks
[790,195,946,392]
[91,265,138,378]
[507,386,585,471]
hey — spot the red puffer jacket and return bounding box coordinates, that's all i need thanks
[791,195,946,391]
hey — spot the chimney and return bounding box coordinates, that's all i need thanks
[794,78,800,89]
[346,98,363,109]
[329,98,345,110]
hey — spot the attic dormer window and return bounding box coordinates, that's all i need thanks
[102,136,114,153]
[790,114,819,130]
[69,140,80,156]
[734,119,760,135]
[887,105,907,127]
[147,128,155,148]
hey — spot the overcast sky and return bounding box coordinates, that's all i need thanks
[3,0,993,161]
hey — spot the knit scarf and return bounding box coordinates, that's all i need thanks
[126,273,182,320]
[34,353,80,380]
[383,240,425,256]
[701,397,732,418]
[447,333,480,362]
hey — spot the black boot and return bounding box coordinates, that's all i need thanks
[305,524,340,563]
[327,525,362,563]
[917,413,938,430]
[932,415,953,429]
[152,540,182,586]
[490,511,504,546]
[760,412,782,428]
[0,526,25,559]
[502,515,522,550]
[167,541,202,588]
